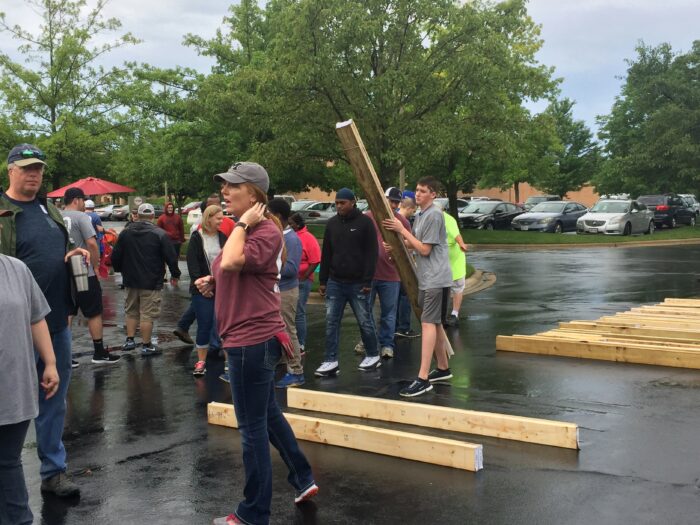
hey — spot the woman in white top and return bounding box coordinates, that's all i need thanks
[185,205,227,376]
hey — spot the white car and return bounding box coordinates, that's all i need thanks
[576,199,655,235]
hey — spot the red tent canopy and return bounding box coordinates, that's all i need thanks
[47,177,136,198]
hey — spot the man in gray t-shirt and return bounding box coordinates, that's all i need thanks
[61,188,120,364]
[383,176,454,397]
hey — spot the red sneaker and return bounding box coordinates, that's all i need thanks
[294,483,319,504]
[212,514,243,525]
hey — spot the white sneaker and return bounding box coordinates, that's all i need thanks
[354,341,365,354]
[358,356,381,371]
[380,346,394,359]
[314,361,339,377]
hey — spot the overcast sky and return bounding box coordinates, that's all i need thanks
[1,0,698,132]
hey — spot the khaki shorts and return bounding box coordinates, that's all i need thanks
[450,277,466,295]
[418,288,450,325]
[125,288,162,322]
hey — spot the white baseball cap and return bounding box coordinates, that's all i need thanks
[85,199,95,209]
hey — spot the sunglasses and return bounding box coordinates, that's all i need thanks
[19,149,46,160]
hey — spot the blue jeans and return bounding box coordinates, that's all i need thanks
[177,301,196,331]
[35,326,71,479]
[226,338,315,525]
[0,420,32,525]
[396,284,412,332]
[295,279,312,347]
[370,280,400,349]
[192,294,219,349]
[324,279,378,361]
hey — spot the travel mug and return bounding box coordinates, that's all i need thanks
[70,254,89,292]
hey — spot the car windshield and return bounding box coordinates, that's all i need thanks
[530,202,566,213]
[462,202,499,214]
[291,201,313,211]
[525,197,547,204]
[590,201,630,213]
[638,196,664,206]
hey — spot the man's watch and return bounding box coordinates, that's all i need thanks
[235,221,250,233]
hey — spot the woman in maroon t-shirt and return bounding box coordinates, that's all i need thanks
[196,163,317,525]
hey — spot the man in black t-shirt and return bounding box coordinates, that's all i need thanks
[0,144,88,498]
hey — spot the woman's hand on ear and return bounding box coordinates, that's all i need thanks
[239,202,266,227]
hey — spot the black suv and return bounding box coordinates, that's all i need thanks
[637,194,696,228]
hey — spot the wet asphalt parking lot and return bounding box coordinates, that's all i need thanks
[20,242,700,524]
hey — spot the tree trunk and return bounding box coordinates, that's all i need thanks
[514,182,520,203]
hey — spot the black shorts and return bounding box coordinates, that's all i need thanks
[71,276,103,318]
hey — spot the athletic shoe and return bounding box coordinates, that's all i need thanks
[395,329,420,338]
[71,359,80,369]
[427,368,453,382]
[219,373,230,384]
[275,372,305,389]
[91,353,121,365]
[40,472,80,497]
[141,344,161,356]
[444,314,458,327]
[380,346,394,359]
[122,338,137,351]
[354,341,365,355]
[173,328,194,345]
[314,361,339,377]
[294,482,319,504]
[358,356,381,371]
[193,360,206,376]
[212,514,243,525]
[400,378,433,397]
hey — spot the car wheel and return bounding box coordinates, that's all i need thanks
[646,221,655,235]
[622,222,631,236]
[690,216,696,227]
[484,222,494,231]
[671,217,677,228]
[553,222,563,234]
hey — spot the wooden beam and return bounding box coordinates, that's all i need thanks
[497,335,700,369]
[557,323,700,342]
[207,402,483,472]
[335,119,454,355]
[663,298,700,306]
[539,329,700,348]
[335,120,420,317]
[286,389,579,449]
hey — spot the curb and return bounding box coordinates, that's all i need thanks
[467,238,700,250]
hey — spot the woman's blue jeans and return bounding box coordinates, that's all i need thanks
[0,420,32,525]
[192,294,220,350]
[226,338,315,524]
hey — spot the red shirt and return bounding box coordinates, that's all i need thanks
[212,219,285,347]
[157,212,185,243]
[365,210,411,282]
[295,226,321,281]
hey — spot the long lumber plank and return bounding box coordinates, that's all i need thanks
[286,389,578,450]
[663,298,700,306]
[598,315,700,327]
[632,306,700,316]
[207,402,483,472]
[553,325,700,345]
[496,335,700,369]
[540,329,700,349]
[559,321,700,340]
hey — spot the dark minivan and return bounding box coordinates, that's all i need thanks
[637,194,696,228]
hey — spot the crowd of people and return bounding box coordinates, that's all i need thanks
[0,144,469,525]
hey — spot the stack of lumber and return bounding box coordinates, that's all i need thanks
[208,390,579,473]
[497,298,700,369]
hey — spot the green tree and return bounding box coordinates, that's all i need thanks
[595,41,700,196]
[188,0,556,200]
[532,98,600,198]
[0,0,140,189]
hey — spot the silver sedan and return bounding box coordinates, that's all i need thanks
[577,199,655,235]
